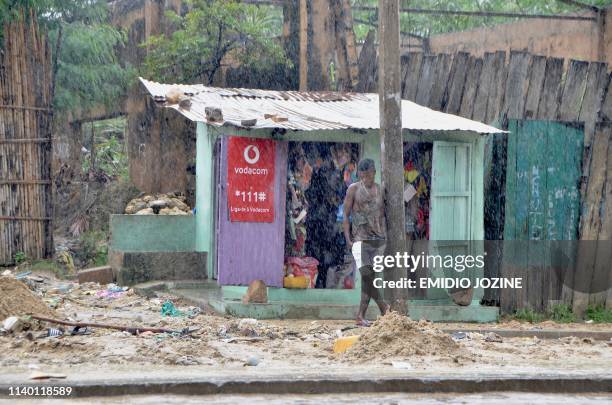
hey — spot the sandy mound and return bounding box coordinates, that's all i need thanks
[344,312,463,362]
[0,277,56,319]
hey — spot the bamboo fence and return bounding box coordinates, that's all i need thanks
[0,11,53,264]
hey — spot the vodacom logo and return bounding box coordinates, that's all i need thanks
[243,145,260,164]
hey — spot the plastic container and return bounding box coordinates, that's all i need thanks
[283,275,310,289]
[285,256,319,288]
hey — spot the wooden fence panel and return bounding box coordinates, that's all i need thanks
[401,52,422,101]
[485,51,507,124]
[459,56,481,119]
[428,54,452,111]
[502,51,532,121]
[523,56,547,120]
[557,60,589,122]
[472,52,495,123]
[444,52,469,115]
[0,14,53,264]
[536,57,564,120]
[415,55,436,107]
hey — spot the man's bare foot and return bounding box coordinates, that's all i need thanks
[356,318,371,327]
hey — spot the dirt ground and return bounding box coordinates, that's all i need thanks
[0,272,611,380]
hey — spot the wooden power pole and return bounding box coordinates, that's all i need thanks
[378,0,406,313]
[299,0,308,91]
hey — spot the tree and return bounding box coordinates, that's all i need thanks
[141,0,289,84]
[0,0,134,117]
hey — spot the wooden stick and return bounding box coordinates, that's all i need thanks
[30,315,185,335]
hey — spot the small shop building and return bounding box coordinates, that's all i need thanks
[111,77,504,322]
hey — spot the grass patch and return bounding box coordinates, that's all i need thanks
[511,304,612,323]
[512,308,546,323]
[28,259,71,279]
[585,305,612,323]
[549,304,576,323]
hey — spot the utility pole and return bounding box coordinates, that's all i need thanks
[378,0,406,313]
[299,0,308,91]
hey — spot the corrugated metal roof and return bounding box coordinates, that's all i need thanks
[139,77,504,134]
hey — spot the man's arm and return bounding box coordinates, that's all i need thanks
[343,185,356,248]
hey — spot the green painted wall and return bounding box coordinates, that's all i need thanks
[110,214,195,252]
[195,122,218,279]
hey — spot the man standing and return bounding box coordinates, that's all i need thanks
[343,159,390,326]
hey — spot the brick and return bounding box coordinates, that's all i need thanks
[78,266,115,284]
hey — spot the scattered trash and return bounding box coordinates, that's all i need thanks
[582,337,593,344]
[29,372,67,380]
[69,326,92,336]
[14,271,32,280]
[95,290,125,299]
[161,300,185,317]
[1,270,11,276]
[3,316,22,333]
[176,355,200,366]
[244,355,260,366]
[94,284,127,299]
[451,331,467,340]
[47,328,64,337]
[333,335,359,353]
[391,361,413,369]
[27,275,44,283]
[484,332,503,343]
[585,320,594,324]
[160,300,198,318]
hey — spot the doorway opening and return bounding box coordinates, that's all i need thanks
[284,141,360,289]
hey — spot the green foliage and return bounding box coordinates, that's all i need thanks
[513,304,581,323]
[352,0,612,39]
[141,0,289,84]
[549,304,576,323]
[51,22,134,114]
[585,305,612,323]
[13,251,27,264]
[0,0,134,115]
[76,230,108,267]
[82,118,128,180]
[513,308,546,323]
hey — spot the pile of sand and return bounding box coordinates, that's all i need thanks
[344,312,463,362]
[0,277,56,320]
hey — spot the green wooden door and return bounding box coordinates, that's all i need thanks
[430,142,472,240]
[429,141,473,300]
[501,120,583,312]
[504,120,583,241]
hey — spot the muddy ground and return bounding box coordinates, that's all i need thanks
[0,272,611,380]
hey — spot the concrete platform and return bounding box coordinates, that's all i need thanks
[172,287,499,322]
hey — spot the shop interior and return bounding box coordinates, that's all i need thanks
[283,141,433,290]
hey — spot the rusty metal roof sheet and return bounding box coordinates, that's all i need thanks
[139,77,504,134]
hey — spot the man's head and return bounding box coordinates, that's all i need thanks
[358,159,376,187]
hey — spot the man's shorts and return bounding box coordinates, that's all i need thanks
[351,240,386,271]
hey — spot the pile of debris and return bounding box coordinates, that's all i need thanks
[0,276,56,324]
[344,312,465,362]
[125,192,191,215]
